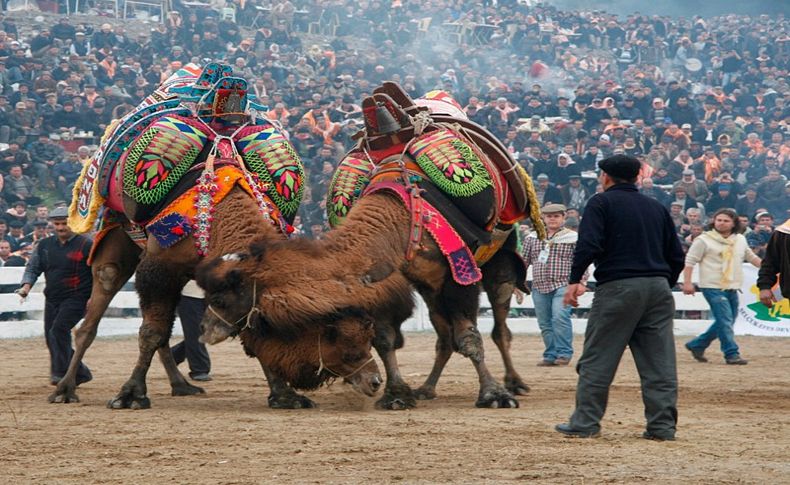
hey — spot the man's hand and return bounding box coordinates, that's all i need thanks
[563,283,587,308]
[759,289,777,308]
[683,282,696,295]
[16,283,31,300]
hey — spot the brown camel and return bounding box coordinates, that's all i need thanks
[197,191,529,408]
[52,186,343,410]
[197,253,385,404]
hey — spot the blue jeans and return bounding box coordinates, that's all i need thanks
[686,289,740,358]
[532,286,573,360]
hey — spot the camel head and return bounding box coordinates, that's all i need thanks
[195,251,383,396]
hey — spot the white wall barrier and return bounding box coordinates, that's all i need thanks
[2,265,786,339]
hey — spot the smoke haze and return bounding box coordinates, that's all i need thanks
[547,0,788,18]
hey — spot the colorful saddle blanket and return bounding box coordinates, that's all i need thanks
[69,62,304,253]
[329,84,543,285]
[108,116,303,225]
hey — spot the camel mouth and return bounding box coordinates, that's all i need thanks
[199,317,239,345]
[345,367,383,397]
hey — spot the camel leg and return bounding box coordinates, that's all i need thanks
[259,363,316,409]
[482,255,530,396]
[158,344,205,397]
[49,227,141,404]
[440,281,519,408]
[414,302,454,401]
[374,319,416,410]
[108,256,190,409]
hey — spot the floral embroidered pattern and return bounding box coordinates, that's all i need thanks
[409,129,493,199]
[327,154,375,227]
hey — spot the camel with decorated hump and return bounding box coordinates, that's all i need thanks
[197,82,545,409]
[52,63,378,408]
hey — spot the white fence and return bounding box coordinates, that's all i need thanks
[0,265,718,338]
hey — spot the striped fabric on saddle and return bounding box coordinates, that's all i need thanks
[328,82,543,285]
[69,62,304,254]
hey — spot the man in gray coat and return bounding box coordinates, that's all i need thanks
[557,155,685,441]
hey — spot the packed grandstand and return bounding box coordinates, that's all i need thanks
[0,0,787,265]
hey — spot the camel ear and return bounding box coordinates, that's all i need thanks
[225,269,244,290]
[195,257,223,293]
[360,261,394,286]
[323,321,339,343]
[249,238,267,262]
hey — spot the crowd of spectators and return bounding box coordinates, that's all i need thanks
[0,0,788,265]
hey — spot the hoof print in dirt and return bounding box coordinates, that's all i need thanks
[268,393,316,409]
[171,383,205,397]
[476,388,519,408]
[505,377,530,395]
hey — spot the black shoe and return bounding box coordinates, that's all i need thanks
[642,431,675,441]
[725,356,748,365]
[555,423,599,438]
[76,374,93,386]
[685,343,708,363]
[190,373,213,382]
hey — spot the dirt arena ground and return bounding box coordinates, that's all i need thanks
[2,333,789,484]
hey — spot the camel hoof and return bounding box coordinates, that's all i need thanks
[505,377,531,395]
[48,390,80,404]
[476,387,519,409]
[413,386,437,401]
[48,381,80,404]
[375,393,417,410]
[107,386,151,410]
[171,382,205,397]
[268,392,316,409]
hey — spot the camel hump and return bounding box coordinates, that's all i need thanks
[234,124,305,222]
[119,115,211,223]
[327,153,376,228]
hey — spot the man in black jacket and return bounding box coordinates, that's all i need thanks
[17,207,93,386]
[757,219,790,304]
[556,155,685,441]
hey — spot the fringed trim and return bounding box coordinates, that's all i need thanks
[517,164,546,240]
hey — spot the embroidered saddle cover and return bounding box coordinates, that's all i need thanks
[69,62,303,247]
[329,83,543,285]
[108,116,303,225]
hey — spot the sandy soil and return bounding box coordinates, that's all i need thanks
[1,333,789,484]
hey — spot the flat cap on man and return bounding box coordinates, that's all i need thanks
[598,155,641,180]
[542,203,567,214]
[48,206,69,219]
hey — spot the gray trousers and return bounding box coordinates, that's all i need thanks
[569,277,678,436]
[171,296,211,376]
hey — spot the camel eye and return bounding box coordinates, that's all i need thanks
[209,296,227,309]
[343,352,365,364]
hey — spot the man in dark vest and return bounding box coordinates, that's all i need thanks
[17,206,93,386]
[557,155,685,441]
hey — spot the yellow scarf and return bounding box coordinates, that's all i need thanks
[702,230,735,287]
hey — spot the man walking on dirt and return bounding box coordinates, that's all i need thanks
[17,207,93,386]
[683,208,761,365]
[556,155,685,441]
